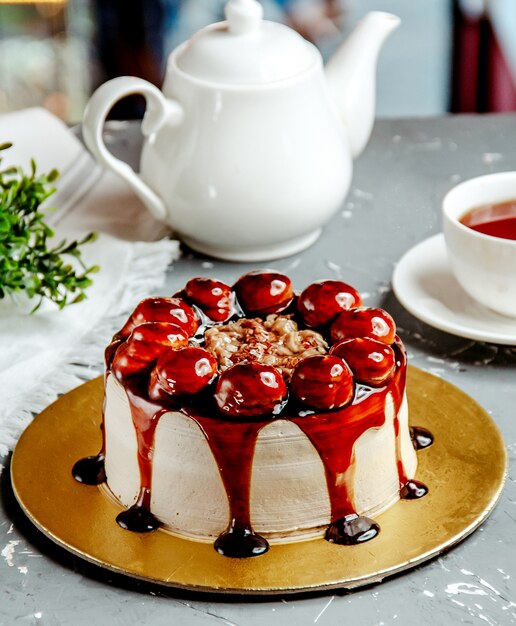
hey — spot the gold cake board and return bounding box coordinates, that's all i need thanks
[10,367,507,594]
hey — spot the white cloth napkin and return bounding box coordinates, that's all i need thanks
[0,108,180,457]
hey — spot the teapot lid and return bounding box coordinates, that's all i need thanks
[174,0,318,85]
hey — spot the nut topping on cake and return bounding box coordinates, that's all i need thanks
[204,314,327,377]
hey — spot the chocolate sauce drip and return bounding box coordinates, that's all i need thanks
[192,415,269,558]
[126,390,167,497]
[292,386,390,522]
[105,337,123,368]
[72,454,106,485]
[73,405,107,485]
[116,504,161,533]
[325,514,380,545]
[410,426,434,450]
[214,522,269,558]
[400,479,429,500]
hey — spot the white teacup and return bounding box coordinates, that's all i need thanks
[442,171,516,319]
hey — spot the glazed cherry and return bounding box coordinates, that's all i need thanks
[233,270,294,316]
[330,307,396,345]
[330,338,396,387]
[184,277,232,322]
[149,347,218,398]
[215,363,288,418]
[112,322,188,380]
[118,297,198,338]
[297,280,362,328]
[290,355,354,410]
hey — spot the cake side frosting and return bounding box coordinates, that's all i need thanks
[103,373,417,543]
[73,271,431,558]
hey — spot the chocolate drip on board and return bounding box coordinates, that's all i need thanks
[72,398,107,485]
[192,415,270,557]
[72,453,106,486]
[410,426,434,450]
[114,387,166,532]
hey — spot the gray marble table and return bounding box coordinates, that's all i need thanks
[1,115,515,626]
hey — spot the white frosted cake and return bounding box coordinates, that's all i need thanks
[73,271,430,558]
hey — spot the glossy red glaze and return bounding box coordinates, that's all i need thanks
[233,270,294,316]
[214,362,288,417]
[125,388,167,513]
[111,322,189,380]
[290,354,354,410]
[150,347,218,398]
[330,307,396,345]
[292,350,406,521]
[191,414,266,541]
[330,337,395,387]
[297,280,362,328]
[184,277,233,322]
[118,297,198,338]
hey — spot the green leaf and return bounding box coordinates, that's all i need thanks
[0,143,98,312]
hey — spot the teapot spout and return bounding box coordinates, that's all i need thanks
[325,12,400,158]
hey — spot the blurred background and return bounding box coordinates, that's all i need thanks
[0,0,515,123]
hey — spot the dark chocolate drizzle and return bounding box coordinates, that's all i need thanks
[72,453,106,485]
[72,403,107,485]
[326,513,380,545]
[116,503,161,533]
[74,309,431,556]
[400,479,429,500]
[410,426,434,450]
[214,522,269,558]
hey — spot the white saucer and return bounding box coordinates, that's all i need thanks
[392,234,516,345]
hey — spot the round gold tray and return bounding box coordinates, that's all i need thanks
[11,367,506,594]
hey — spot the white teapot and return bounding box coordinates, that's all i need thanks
[82,0,399,261]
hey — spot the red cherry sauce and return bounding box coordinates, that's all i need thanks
[114,387,167,532]
[71,340,122,485]
[460,200,516,240]
[392,362,429,502]
[192,416,269,557]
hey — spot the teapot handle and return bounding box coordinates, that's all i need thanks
[82,76,183,221]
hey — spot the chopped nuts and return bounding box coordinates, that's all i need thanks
[204,314,327,378]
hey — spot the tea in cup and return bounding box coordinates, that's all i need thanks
[442,171,516,319]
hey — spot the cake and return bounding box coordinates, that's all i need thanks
[73,270,431,558]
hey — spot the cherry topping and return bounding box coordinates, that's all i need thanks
[149,347,218,398]
[112,322,188,380]
[118,297,198,338]
[330,337,395,387]
[297,280,362,328]
[214,363,288,418]
[330,307,396,345]
[233,270,294,316]
[290,355,354,410]
[184,277,233,322]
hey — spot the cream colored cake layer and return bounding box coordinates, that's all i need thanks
[103,375,417,543]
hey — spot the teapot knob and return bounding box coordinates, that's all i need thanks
[225,0,263,35]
